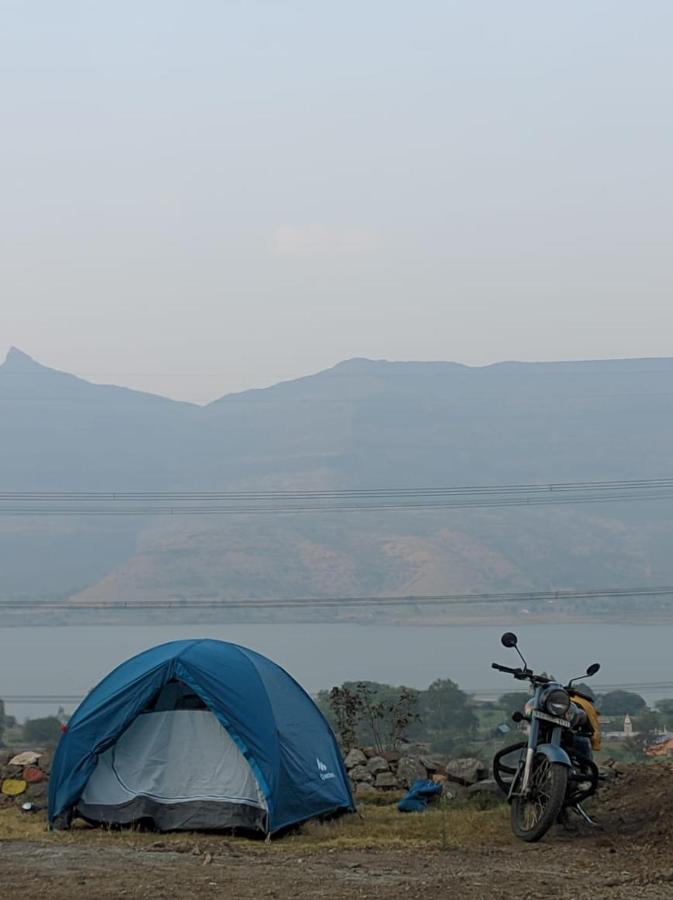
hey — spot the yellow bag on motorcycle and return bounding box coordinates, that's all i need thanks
[570,693,601,751]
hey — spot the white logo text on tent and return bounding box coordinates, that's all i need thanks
[316,758,335,781]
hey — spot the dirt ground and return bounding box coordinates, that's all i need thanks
[3,765,673,899]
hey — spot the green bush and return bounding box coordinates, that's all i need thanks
[22,715,62,747]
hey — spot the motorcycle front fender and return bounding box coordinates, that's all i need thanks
[535,743,572,767]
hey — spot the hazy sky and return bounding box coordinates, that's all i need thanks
[2,1,672,402]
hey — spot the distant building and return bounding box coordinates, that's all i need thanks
[602,714,639,741]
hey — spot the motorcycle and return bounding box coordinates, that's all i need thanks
[491,631,602,842]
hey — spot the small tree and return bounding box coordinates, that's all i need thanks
[598,691,647,716]
[354,681,387,753]
[632,710,659,743]
[22,716,62,747]
[326,682,420,752]
[327,685,362,750]
[419,679,478,752]
[386,686,420,749]
[655,699,673,725]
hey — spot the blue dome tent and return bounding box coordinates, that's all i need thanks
[48,639,354,834]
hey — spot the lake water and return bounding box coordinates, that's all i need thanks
[1,622,672,721]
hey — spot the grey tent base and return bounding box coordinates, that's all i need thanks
[76,797,268,832]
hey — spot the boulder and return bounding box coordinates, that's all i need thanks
[349,765,374,784]
[431,773,448,784]
[366,756,390,775]
[396,755,428,788]
[441,782,470,802]
[467,779,502,797]
[362,747,377,758]
[381,750,401,764]
[343,748,367,769]
[23,767,45,784]
[25,781,48,803]
[9,751,41,767]
[445,757,488,786]
[419,755,443,774]
[353,783,379,799]
[374,771,399,790]
[2,778,27,797]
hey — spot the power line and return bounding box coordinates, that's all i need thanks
[4,478,673,499]
[2,584,673,611]
[2,493,673,515]
[3,478,673,515]
[5,682,673,707]
[1,696,84,704]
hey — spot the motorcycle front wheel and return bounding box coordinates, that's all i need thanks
[511,756,568,842]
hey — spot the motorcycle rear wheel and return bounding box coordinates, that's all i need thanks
[511,756,568,842]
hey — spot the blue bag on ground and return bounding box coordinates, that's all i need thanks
[398,779,443,813]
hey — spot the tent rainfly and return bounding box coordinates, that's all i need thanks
[48,639,354,834]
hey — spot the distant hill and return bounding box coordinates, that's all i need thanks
[3,347,673,621]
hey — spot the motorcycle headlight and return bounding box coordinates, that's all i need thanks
[543,688,570,717]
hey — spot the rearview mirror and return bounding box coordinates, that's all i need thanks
[586,662,600,677]
[501,632,518,648]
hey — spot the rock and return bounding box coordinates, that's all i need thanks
[431,774,448,783]
[25,781,48,802]
[344,748,367,769]
[353,783,379,799]
[445,757,488,786]
[374,771,399,790]
[9,751,41,767]
[39,750,53,774]
[598,766,618,782]
[419,755,443,773]
[396,756,428,788]
[362,747,377,758]
[467,779,502,797]
[0,751,13,768]
[441,782,470,802]
[2,778,27,797]
[349,766,374,784]
[23,767,45,784]
[366,756,390,775]
[381,750,401,764]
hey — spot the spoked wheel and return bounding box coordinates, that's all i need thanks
[511,755,568,842]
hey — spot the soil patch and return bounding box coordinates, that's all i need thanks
[2,764,673,899]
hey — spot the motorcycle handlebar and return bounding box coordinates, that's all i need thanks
[492,662,551,684]
[491,662,523,676]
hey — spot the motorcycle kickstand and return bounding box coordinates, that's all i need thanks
[572,803,598,827]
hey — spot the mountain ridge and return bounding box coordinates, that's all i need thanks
[3,346,673,621]
[6,346,673,408]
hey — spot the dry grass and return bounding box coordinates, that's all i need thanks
[0,799,510,854]
[283,801,510,851]
[0,808,53,840]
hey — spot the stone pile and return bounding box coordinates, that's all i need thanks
[0,749,51,810]
[344,746,496,799]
